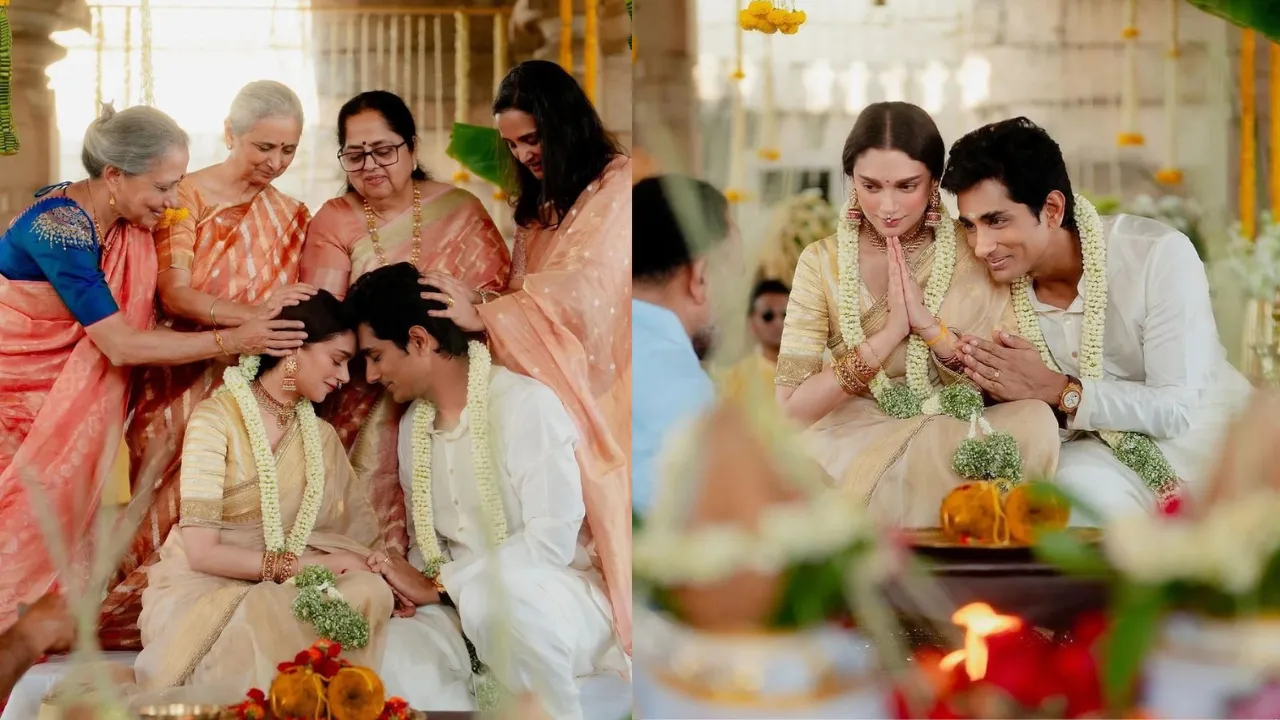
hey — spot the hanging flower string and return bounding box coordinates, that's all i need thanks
[757,34,780,161]
[452,12,472,186]
[217,355,371,649]
[1116,0,1144,146]
[1010,195,1182,507]
[1154,0,1182,185]
[739,0,807,35]
[0,0,17,155]
[409,340,506,709]
[725,0,747,203]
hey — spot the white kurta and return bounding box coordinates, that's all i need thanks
[395,367,625,720]
[1029,214,1252,521]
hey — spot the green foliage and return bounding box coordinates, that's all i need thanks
[1185,0,1280,41]
[446,123,516,189]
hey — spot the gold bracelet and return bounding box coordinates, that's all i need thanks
[833,353,869,396]
[848,345,880,383]
[209,299,219,328]
[923,318,950,347]
[213,329,229,356]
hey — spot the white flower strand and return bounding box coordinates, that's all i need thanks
[218,355,325,556]
[1010,194,1180,500]
[836,194,958,407]
[410,341,508,578]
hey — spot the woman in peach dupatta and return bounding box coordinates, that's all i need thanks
[423,61,632,652]
[0,106,307,632]
[100,81,315,649]
[299,91,509,556]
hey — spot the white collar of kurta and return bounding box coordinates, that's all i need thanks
[414,366,504,441]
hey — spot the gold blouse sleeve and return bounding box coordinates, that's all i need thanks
[776,240,833,388]
[178,400,231,529]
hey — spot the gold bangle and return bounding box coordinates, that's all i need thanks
[923,318,950,347]
[833,353,869,396]
[213,329,229,356]
[209,299,219,328]
[847,346,880,383]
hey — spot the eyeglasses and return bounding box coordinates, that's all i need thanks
[758,309,786,323]
[337,142,407,172]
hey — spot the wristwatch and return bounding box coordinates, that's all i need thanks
[1058,375,1083,416]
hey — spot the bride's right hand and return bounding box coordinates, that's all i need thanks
[883,244,911,340]
[224,314,306,357]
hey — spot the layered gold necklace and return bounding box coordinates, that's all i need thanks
[863,216,930,253]
[251,380,298,429]
[362,184,423,267]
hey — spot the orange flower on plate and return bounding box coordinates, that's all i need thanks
[1004,483,1070,545]
[329,666,387,720]
[269,666,327,719]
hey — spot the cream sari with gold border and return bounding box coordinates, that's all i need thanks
[777,223,1061,526]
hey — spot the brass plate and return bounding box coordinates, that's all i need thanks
[905,526,1103,550]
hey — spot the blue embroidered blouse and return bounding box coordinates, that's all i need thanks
[0,184,119,326]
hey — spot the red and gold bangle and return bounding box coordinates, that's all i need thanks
[833,352,869,396]
[847,345,880,383]
[276,552,299,583]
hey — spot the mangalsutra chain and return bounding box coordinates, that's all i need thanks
[251,380,298,429]
[363,184,423,268]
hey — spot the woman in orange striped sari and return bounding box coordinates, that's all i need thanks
[421,61,633,654]
[99,82,314,648]
[299,91,509,557]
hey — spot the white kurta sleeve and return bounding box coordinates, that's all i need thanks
[1070,236,1215,440]
[438,383,584,593]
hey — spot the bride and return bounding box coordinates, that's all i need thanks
[775,102,1062,525]
[133,291,392,691]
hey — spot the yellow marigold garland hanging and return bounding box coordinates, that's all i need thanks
[1155,0,1182,185]
[0,0,17,156]
[1242,29,1258,240]
[739,0,806,35]
[1117,0,1144,146]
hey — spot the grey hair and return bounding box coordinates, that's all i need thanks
[81,104,189,178]
[227,80,305,136]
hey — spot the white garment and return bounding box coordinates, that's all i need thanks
[381,605,475,711]
[395,367,626,720]
[1030,214,1252,521]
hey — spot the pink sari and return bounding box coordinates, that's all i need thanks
[476,156,633,651]
[299,183,510,554]
[0,221,156,631]
[97,180,308,650]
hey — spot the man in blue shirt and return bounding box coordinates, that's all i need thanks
[632,175,733,516]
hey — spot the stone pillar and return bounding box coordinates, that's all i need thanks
[0,1,87,228]
[633,0,697,177]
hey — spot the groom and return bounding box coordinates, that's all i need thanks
[344,263,625,720]
[940,117,1251,521]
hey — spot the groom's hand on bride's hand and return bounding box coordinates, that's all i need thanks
[958,331,1065,404]
[370,554,439,607]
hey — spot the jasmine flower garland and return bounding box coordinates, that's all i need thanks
[1010,194,1182,505]
[409,340,507,709]
[835,195,967,418]
[218,355,370,647]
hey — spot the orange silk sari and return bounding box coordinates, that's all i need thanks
[97,181,308,649]
[0,221,156,632]
[299,183,510,554]
[476,156,633,651]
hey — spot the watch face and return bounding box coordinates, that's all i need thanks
[1062,390,1081,410]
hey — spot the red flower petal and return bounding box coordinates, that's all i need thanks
[247,688,266,702]
[982,628,1054,707]
[1050,643,1103,717]
[328,641,343,658]
[1159,494,1183,517]
[294,650,310,666]
[1070,611,1110,649]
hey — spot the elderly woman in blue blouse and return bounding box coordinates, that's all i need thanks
[0,104,309,631]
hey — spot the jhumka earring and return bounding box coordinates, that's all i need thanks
[109,193,116,209]
[281,354,299,393]
[924,185,942,228]
[845,186,864,224]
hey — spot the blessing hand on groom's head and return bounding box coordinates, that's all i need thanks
[958,331,1065,406]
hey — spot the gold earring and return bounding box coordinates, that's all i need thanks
[924,186,942,228]
[109,193,116,208]
[845,186,863,224]
[281,355,298,392]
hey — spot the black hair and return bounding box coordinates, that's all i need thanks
[632,175,730,285]
[344,262,482,359]
[258,290,352,373]
[842,101,945,181]
[492,59,623,229]
[750,279,791,309]
[941,116,1077,233]
[336,91,430,194]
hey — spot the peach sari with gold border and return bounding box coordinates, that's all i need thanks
[476,156,633,652]
[299,183,510,555]
[0,219,156,631]
[98,180,309,650]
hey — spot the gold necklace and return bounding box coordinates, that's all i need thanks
[251,380,298,429]
[863,217,930,254]
[362,184,423,267]
[82,182,114,263]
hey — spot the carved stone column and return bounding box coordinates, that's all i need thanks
[633,0,697,176]
[0,1,88,228]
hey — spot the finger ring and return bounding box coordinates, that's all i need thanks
[993,370,1001,379]
[444,297,455,308]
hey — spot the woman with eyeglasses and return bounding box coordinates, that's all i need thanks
[100,81,316,648]
[417,60,633,655]
[298,90,509,557]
